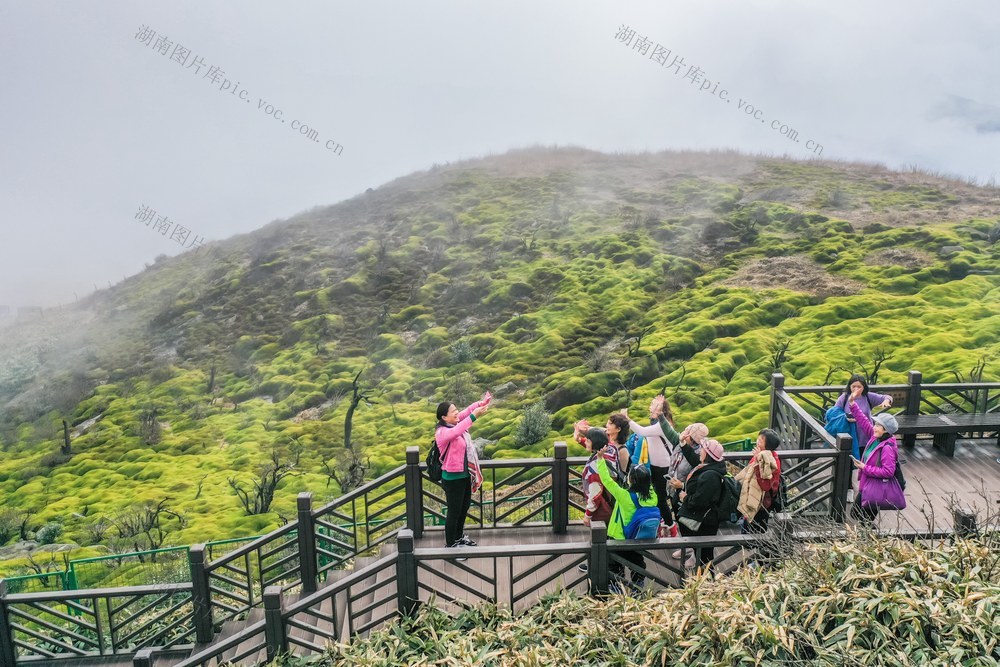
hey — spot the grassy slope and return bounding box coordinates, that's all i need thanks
[1,148,999,568]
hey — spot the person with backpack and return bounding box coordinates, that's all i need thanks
[664,422,709,532]
[435,393,491,553]
[595,457,660,592]
[623,397,680,538]
[834,374,892,456]
[735,429,782,565]
[677,439,727,569]
[605,413,631,481]
[847,385,905,524]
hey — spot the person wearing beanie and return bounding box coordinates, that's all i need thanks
[676,438,728,569]
[847,384,904,524]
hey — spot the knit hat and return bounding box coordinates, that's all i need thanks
[681,422,709,446]
[586,427,609,449]
[703,439,725,461]
[873,412,899,435]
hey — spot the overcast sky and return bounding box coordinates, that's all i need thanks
[1,1,998,308]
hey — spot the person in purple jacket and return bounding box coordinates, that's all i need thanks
[846,384,902,524]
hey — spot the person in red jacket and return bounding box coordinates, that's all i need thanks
[735,429,782,566]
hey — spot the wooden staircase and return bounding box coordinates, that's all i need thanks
[179,543,400,666]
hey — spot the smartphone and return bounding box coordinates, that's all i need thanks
[850,455,862,465]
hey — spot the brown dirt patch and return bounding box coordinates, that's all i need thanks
[725,256,865,297]
[864,247,933,269]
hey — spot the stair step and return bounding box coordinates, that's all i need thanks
[355,556,398,640]
[223,608,264,664]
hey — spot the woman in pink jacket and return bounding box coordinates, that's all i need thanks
[435,393,491,551]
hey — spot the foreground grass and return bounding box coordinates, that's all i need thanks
[288,533,999,666]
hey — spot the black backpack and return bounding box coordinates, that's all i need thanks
[718,474,741,523]
[771,476,789,513]
[426,438,451,484]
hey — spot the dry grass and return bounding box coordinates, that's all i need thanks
[725,256,866,297]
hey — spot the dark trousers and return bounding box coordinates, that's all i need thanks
[441,476,472,546]
[741,507,776,564]
[649,465,673,525]
[851,493,879,524]
[679,519,719,567]
[608,538,646,582]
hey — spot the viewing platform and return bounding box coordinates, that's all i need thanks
[1,372,996,666]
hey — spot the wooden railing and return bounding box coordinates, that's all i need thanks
[0,581,195,665]
[1,438,855,666]
[773,370,1000,447]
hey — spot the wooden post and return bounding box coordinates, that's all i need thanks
[552,442,568,535]
[0,581,17,667]
[797,420,811,451]
[953,506,977,538]
[297,493,318,594]
[589,522,609,596]
[188,545,214,644]
[405,447,425,539]
[395,529,419,617]
[831,434,853,522]
[133,647,154,667]
[769,373,785,430]
[903,371,922,448]
[263,586,287,663]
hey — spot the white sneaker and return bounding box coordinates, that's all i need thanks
[671,549,682,558]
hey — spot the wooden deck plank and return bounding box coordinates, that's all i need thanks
[877,439,1000,531]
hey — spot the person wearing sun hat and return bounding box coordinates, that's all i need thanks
[676,438,727,569]
[663,422,709,511]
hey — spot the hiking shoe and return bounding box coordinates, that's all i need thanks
[577,562,589,573]
[457,535,478,547]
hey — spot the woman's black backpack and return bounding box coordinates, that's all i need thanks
[426,439,443,483]
[771,476,789,513]
[426,439,450,483]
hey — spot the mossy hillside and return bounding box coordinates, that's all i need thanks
[1,149,999,559]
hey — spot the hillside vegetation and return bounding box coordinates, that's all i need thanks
[1,148,999,564]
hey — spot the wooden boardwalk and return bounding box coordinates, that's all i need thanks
[876,439,1000,532]
[13,439,997,667]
